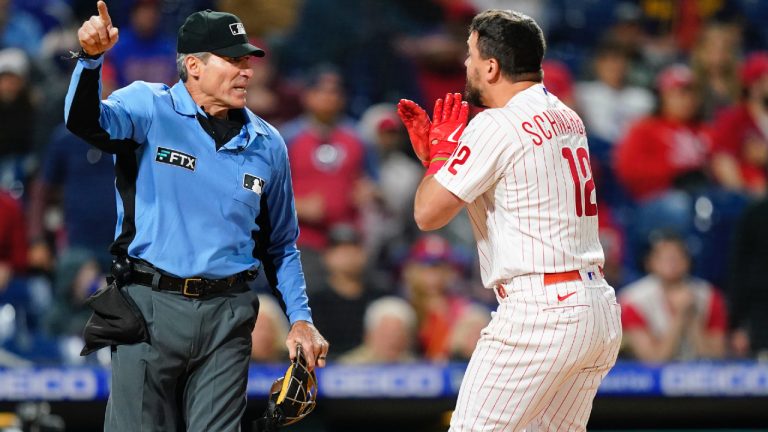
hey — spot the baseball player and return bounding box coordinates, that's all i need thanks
[398,10,621,431]
[67,2,328,430]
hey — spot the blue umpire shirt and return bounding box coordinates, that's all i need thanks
[64,57,311,324]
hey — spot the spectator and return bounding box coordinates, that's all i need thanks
[27,61,118,271]
[277,0,420,115]
[0,0,44,56]
[728,198,768,359]
[357,103,421,275]
[398,2,476,112]
[14,0,73,35]
[542,59,576,109]
[447,303,489,362]
[358,103,420,228]
[575,38,654,144]
[710,52,768,197]
[0,190,26,295]
[402,234,470,362]
[307,224,381,357]
[598,2,656,88]
[615,64,711,202]
[596,203,633,288]
[281,65,378,284]
[636,0,740,53]
[216,0,300,37]
[0,48,37,196]
[0,190,39,338]
[250,294,289,363]
[338,296,418,364]
[41,248,105,338]
[690,22,742,121]
[108,0,176,86]
[243,39,302,127]
[620,232,727,362]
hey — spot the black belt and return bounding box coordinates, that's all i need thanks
[131,264,247,298]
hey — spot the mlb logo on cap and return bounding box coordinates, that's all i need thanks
[177,9,265,58]
[229,23,245,36]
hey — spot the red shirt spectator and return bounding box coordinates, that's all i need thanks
[710,104,767,194]
[615,65,710,201]
[615,117,710,200]
[619,232,727,362]
[285,122,368,250]
[709,53,768,196]
[621,278,727,361]
[0,191,27,288]
[282,66,375,250]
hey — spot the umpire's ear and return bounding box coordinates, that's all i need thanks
[185,54,205,80]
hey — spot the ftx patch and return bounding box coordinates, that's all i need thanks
[155,147,196,171]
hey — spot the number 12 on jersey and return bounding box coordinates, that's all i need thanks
[448,146,471,175]
[561,147,597,217]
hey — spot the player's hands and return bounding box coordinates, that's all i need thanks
[286,320,329,370]
[78,1,119,56]
[397,99,431,166]
[397,93,469,172]
[428,92,469,162]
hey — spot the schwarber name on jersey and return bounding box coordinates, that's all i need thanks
[434,84,604,288]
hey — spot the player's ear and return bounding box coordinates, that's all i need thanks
[486,58,501,83]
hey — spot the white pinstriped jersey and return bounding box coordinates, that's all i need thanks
[434,84,604,288]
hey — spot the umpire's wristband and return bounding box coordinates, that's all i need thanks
[67,49,103,61]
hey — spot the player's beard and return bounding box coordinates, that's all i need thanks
[465,69,487,108]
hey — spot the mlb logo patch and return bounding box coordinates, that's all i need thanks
[243,174,265,195]
[587,271,595,280]
[229,23,246,36]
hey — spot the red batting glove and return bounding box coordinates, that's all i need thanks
[425,93,469,176]
[397,99,431,166]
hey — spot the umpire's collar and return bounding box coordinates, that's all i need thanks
[169,80,267,136]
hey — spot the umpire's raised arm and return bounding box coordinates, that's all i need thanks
[64,1,152,151]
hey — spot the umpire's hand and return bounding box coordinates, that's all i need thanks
[78,1,119,56]
[286,321,329,370]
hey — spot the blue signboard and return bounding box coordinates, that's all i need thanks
[1,361,767,401]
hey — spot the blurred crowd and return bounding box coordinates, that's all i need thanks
[1,0,768,368]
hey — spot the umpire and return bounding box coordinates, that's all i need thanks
[66,2,329,430]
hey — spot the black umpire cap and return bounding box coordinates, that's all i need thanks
[177,10,265,58]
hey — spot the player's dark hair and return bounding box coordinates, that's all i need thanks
[469,10,545,82]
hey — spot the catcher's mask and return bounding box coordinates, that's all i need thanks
[258,344,318,430]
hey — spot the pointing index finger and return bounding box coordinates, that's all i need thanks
[97,1,112,27]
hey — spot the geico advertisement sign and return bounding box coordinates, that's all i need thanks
[661,363,768,396]
[320,365,445,398]
[0,368,99,400]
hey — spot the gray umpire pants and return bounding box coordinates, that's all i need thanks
[104,283,259,432]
